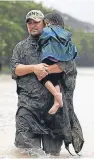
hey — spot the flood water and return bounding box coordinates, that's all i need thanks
[0,68,94,158]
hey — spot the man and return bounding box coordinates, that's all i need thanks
[10,10,84,156]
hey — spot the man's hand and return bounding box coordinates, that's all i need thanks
[34,63,49,79]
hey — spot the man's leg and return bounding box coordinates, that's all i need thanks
[42,134,63,156]
[15,108,41,149]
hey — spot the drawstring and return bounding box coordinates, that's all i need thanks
[65,145,75,156]
[65,145,82,157]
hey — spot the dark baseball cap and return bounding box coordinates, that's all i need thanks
[26,10,44,23]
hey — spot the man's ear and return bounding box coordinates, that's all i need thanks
[44,19,50,26]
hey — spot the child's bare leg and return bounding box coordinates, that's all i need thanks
[45,81,63,106]
[54,85,63,106]
[48,96,60,114]
[48,85,63,114]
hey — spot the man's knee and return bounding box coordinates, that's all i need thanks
[15,132,41,148]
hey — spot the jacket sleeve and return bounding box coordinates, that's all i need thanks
[57,60,76,74]
[10,43,21,80]
[57,60,77,91]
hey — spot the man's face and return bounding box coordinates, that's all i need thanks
[27,19,44,36]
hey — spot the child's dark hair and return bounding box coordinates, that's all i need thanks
[44,12,64,28]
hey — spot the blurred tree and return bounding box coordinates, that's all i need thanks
[0,1,51,66]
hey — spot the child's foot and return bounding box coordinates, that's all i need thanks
[55,92,63,107]
[48,103,60,114]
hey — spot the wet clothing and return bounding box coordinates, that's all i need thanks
[40,58,63,86]
[38,25,77,62]
[39,25,77,87]
[10,34,84,155]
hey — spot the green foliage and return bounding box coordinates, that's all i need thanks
[0,1,51,62]
[67,28,94,55]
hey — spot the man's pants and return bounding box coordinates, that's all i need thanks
[15,108,63,155]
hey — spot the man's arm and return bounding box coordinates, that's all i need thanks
[10,43,48,79]
[15,64,35,76]
[37,60,76,80]
[47,64,63,74]
[47,60,76,74]
[15,63,48,77]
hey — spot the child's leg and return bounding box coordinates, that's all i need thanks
[48,85,63,114]
[41,58,63,114]
[45,81,63,106]
[48,96,60,114]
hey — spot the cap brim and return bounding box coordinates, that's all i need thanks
[26,17,41,23]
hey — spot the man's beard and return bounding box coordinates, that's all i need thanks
[30,30,41,36]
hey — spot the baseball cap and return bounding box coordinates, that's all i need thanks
[26,10,44,23]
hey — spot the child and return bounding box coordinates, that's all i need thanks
[38,12,77,114]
